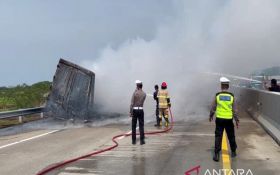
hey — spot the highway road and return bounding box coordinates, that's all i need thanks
[0,111,280,175]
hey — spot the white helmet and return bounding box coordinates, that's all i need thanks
[220,77,230,83]
[135,80,142,84]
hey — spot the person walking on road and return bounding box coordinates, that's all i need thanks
[130,80,147,145]
[153,84,160,127]
[209,77,239,162]
[157,82,171,127]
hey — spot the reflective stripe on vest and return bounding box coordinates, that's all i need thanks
[216,93,234,119]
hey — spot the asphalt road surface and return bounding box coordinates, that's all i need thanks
[0,111,280,175]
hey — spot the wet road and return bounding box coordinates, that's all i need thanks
[0,111,280,175]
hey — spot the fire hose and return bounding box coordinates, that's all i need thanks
[37,108,174,175]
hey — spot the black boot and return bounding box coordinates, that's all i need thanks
[140,140,145,145]
[156,117,160,126]
[132,140,136,145]
[213,152,220,162]
[231,151,237,158]
[154,118,159,127]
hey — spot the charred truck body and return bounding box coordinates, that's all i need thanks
[46,59,95,121]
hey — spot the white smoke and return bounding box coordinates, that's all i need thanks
[82,0,280,121]
[210,0,280,74]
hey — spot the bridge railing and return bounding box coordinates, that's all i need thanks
[0,107,45,123]
[235,87,280,145]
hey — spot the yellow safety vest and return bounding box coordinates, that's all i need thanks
[216,92,234,119]
[157,89,170,109]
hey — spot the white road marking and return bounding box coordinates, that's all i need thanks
[0,130,59,150]
[172,132,214,137]
[58,173,99,175]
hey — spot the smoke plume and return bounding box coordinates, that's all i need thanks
[82,0,280,121]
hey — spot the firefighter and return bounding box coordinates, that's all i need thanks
[157,82,171,127]
[209,77,239,162]
[130,80,147,145]
[153,84,160,127]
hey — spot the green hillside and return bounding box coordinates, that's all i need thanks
[0,81,51,111]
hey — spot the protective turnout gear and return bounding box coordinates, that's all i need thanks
[216,92,234,119]
[155,116,161,127]
[164,117,169,127]
[157,86,171,127]
[158,109,169,127]
[158,89,170,109]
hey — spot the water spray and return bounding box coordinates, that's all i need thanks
[204,72,262,83]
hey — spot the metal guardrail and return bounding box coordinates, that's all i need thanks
[0,107,45,123]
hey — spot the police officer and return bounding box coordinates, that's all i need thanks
[153,84,160,127]
[209,77,239,162]
[130,80,147,145]
[157,82,171,127]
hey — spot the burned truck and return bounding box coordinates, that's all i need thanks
[46,59,95,121]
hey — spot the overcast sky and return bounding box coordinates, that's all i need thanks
[0,0,175,86]
[1,0,279,89]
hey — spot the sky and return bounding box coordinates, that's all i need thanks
[0,0,175,86]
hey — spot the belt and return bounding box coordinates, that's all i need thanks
[133,107,143,110]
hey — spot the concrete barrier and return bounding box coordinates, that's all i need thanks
[236,87,280,145]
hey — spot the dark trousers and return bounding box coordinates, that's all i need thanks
[215,118,237,153]
[132,109,145,142]
[155,105,160,125]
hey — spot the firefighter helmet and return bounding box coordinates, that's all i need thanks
[161,82,167,88]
